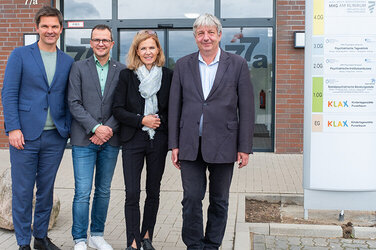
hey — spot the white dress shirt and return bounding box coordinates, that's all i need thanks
[198,49,221,136]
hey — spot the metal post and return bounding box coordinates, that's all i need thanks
[338,210,344,221]
[304,209,309,220]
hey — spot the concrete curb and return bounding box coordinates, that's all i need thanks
[234,223,251,250]
[354,226,376,239]
[269,223,342,237]
[234,193,250,250]
[233,193,376,250]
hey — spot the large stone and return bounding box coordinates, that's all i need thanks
[0,168,12,230]
[0,168,60,230]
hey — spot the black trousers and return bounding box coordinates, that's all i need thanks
[122,130,168,249]
[180,145,234,250]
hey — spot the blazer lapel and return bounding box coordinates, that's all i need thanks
[206,49,230,100]
[102,60,117,100]
[87,56,103,99]
[30,42,48,87]
[157,68,169,105]
[188,52,205,100]
[132,71,145,108]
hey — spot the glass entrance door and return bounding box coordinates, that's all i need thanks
[221,28,274,151]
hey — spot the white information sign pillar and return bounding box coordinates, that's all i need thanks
[304,0,376,218]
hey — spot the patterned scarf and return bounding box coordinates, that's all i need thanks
[136,65,162,139]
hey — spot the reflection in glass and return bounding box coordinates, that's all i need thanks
[222,28,273,150]
[64,29,94,61]
[118,0,213,19]
[168,30,197,69]
[64,0,112,20]
[221,0,273,18]
[119,30,165,65]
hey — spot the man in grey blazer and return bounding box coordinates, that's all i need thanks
[168,14,254,249]
[68,24,126,250]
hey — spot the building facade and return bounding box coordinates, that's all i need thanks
[0,0,305,153]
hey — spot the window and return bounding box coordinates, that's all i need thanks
[64,29,93,61]
[118,0,214,19]
[64,0,112,20]
[221,0,273,18]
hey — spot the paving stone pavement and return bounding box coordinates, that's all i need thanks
[252,234,376,250]
[1,149,347,250]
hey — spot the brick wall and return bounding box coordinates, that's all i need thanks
[0,0,52,148]
[275,0,305,153]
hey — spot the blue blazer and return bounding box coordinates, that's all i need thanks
[2,41,74,140]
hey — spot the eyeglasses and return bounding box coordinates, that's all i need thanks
[137,30,158,37]
[91,39,112,45]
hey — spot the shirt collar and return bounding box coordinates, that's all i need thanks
[198,49,221,66]
[93,54,111,66]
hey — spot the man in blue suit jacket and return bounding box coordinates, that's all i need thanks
[1,6,73,250]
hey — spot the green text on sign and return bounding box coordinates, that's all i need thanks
[312,77,323,112]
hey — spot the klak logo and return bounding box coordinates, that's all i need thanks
[328,120,348,127]
[372,78,376,84]
[328,101,349,108]
[369,1,375,13]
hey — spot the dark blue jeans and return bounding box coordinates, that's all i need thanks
[71,142,119,242]
[10,129,67,246]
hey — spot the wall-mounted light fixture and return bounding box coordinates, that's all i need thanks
[294,31,305,48]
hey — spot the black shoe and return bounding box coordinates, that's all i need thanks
[125,246,138,250]
[142,238,155,250]
[34,237,60,250]
[19,245,31,250]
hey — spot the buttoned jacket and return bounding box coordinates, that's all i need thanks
[68,55,126,146]
[2,41,73,140]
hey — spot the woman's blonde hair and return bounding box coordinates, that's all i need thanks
[126,31,165,70]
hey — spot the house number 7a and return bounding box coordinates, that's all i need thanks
[25,0,38,5]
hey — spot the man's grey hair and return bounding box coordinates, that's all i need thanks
[193,13,222,36]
